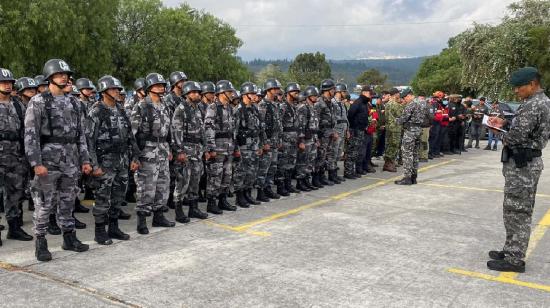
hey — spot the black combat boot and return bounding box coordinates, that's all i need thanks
[219,194,237,211]
[152,210,176,228]
[285,172,300,193]
[305,176,318,190]
[62,231,89,252]
[74,197,90,213]
[264,186,280,199]
[488,250,506,260]
[35,235,52,262]
[73,212,86,229]
[487,259,525,273]
[167,193,175,209]
[207,197,223,215]
[188,200,208,219]
[276,181,290,197]
[394,177,413,185]
[94,222,113,245]
[296,178,311,192]
[136,211,149,234]
[118,208,131,220]
[319,169,334,186]
[7,219,33,241]
[328,169,341,184]
[244,189,261,205]
[411,172,418,185]
[108,218,130,241]
[236,190,250,208]
[311,172,323,188]
[175,200,190,224]
[256,188,270,202]
[47,214,61,235]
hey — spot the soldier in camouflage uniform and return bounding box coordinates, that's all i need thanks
[204,80,239,213]
[233,82,265,207]
[395,89,424,185]
[383,88,404,172]
[277,83,303,195]
[131,73,175,235]
[0,68,34,246]
[25,59,93,261]
[163,71,188,211]
[332,83,350,183]
[197,81,216,202]
[296,86,320,191]
[487,67,550,273]
[315,79,338,186]
[124,78,146,205]
[88,76,139,245]
[34,75,49,94]
[171,81,209,221]
[257,79,283,200]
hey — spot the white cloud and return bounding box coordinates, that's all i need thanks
[163,0,515,60]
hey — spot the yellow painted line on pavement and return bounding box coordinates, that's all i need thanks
[203,221,272,237]
[448,268,550,293]
[230,159,457,232]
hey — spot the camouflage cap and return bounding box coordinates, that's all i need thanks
[510,67,540,87]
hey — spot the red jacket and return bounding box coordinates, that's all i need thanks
[366,108,379,135]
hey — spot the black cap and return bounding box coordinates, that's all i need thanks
[510,67,540,87]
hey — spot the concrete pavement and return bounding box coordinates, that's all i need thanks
[1,140,550,307]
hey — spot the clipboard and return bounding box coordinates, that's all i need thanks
[482,115,507,132]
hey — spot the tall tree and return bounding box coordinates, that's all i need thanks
[356,68,388,86]
[288,52,331,86]
[411,46,463,96]
[254,64,289,86]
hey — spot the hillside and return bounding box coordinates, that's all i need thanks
[244,57,427,86]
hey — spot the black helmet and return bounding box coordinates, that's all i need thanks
[134,78,145,91]
[335,83,348,92]
[304,86,320,97]
[34,75,48,86]
[264,78,282,91]
[182,81,202,96]
[201,81,215,94]
[71,85,80,95]
[76,78,95,91]
[97,75,123,92]
[15,77,38,92]
[0,68,16,83]
[240,82,258,96]
[285,82,301,94]
[215,80,235,94]
[256,87,264,97]
[169,71,188,86]
[298,92,306,103]
[145,73,167,91]
[320,79,335,91]
[43,59,73,80]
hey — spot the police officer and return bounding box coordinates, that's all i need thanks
[315,79,338,186]
[131,73,175,234]
[34,75,48,94]
[486,67,550,273]
[257,79,283,200]
[88,75,139,245]
[345,86,371,179]
[0,68,34,246]
[394,89,424,185]
[171,81,209,221]
[332,83,349,182]
[197,81,216,202]
[125,78,146,118]
[25,59,93,261]
[204,80,239,213]
[296,86,320,190]
[278,83,303,194]
[233,82,265,207]
[76,78,97,112]
[15,77,38,106]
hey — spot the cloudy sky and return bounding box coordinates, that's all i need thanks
[162,0,515,60]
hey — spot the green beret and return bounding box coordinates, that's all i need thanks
[510,67,540,87]
[400,88,413,98]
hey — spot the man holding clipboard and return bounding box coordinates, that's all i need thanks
[486,67,550,272]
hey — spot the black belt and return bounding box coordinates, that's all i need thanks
[336,120,348,124]
[0,132,20,142]
[283,127,298,132]
[40,136,78,144]
[182,136,202,143]
[215,132,232,139]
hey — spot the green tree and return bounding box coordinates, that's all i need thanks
[288,52,331,86]
[410,46,463,96]
[356,68,387,86]
[254,64,289,86]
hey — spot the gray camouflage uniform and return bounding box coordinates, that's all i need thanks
[25,92,90,236]
[314,96,336,171]
[278,100,300,176]
[256,98,282,188]
[296,100,319,179]
[233,103,264,191]
[396,99,424,178]
[130,97,171,214]
[331,97,349,170]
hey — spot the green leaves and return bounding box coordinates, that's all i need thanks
[288,52,331,87]
[0,0,249,87]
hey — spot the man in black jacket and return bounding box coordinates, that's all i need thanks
[344,86,371,179]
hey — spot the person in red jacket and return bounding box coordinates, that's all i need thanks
[361,104,379,173]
